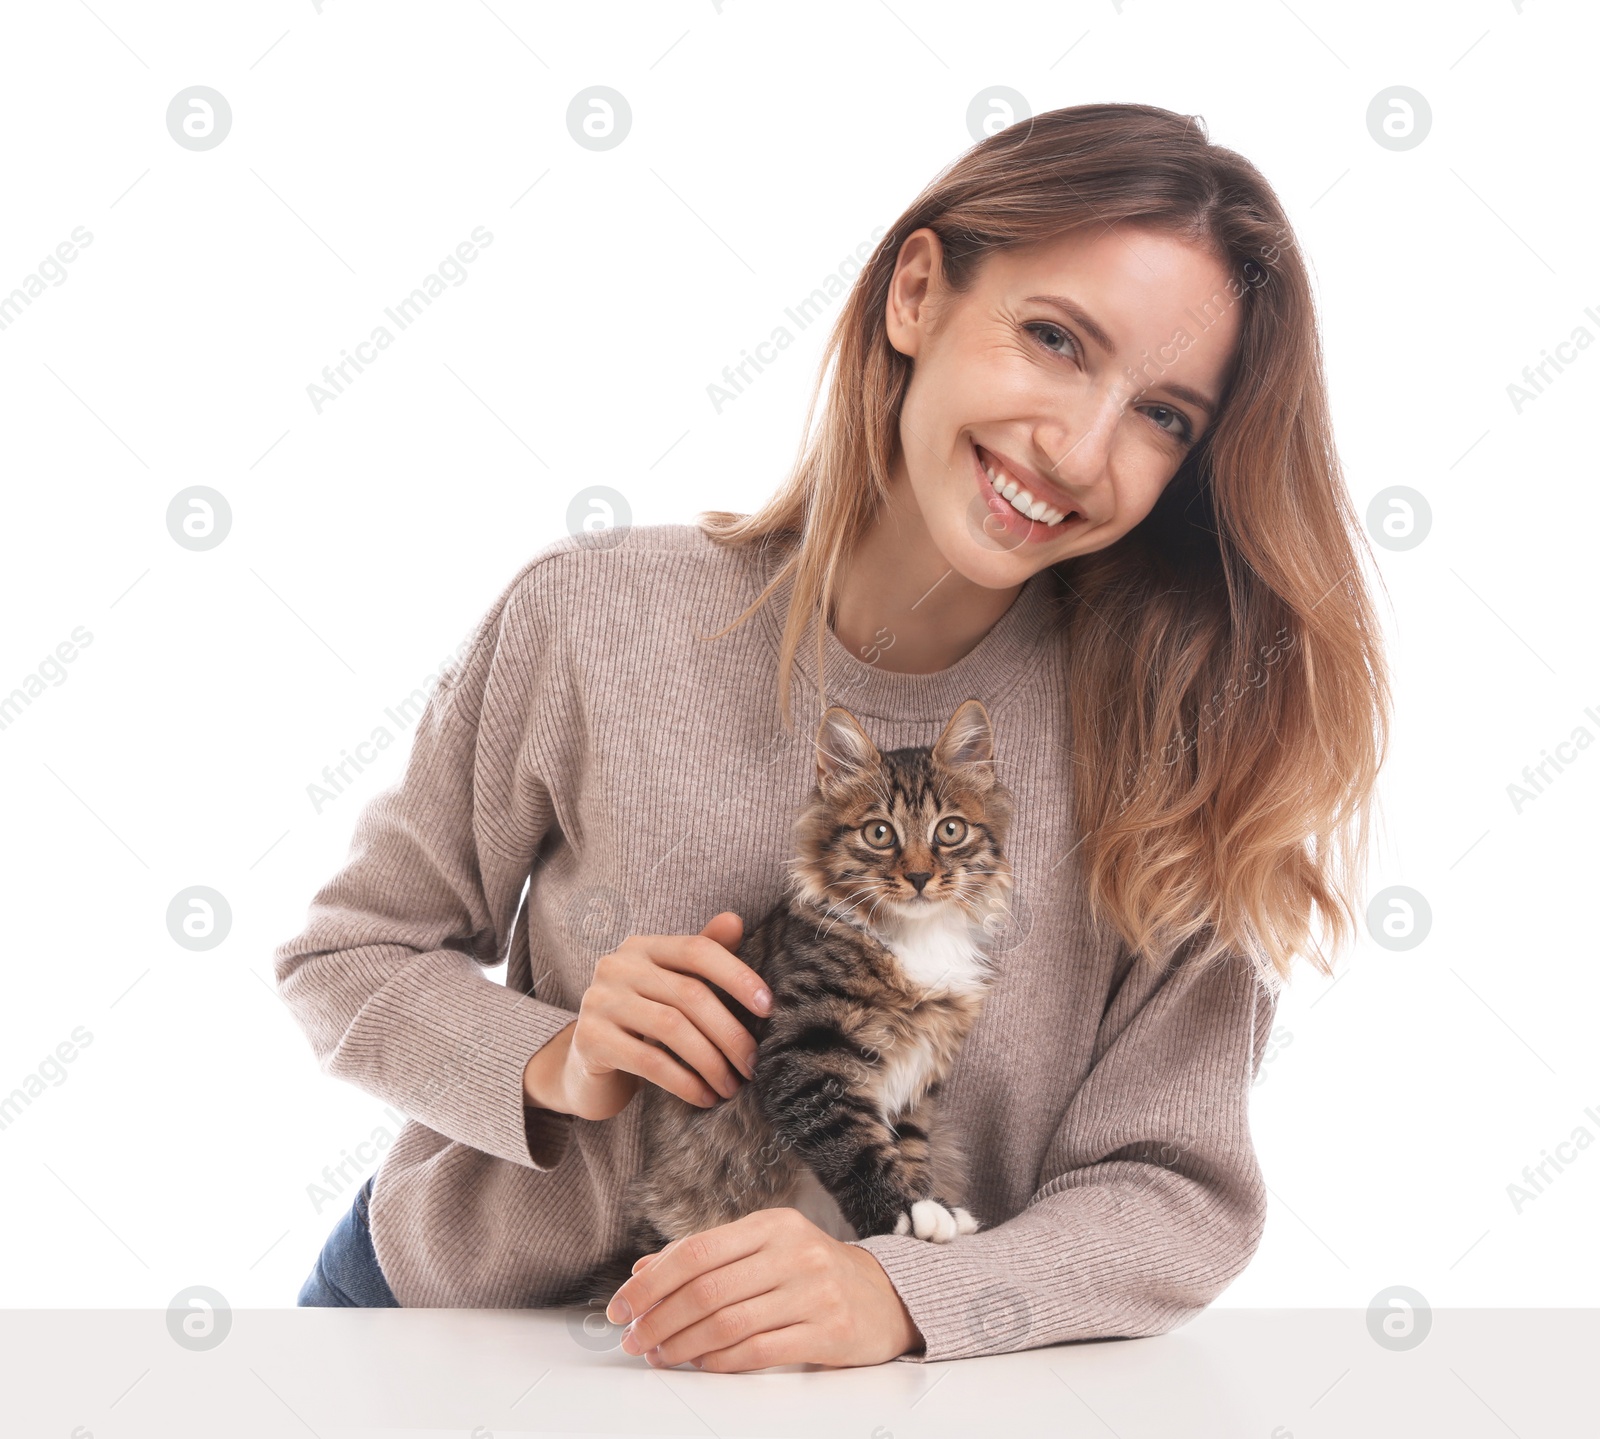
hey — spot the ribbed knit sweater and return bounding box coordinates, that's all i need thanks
[273,522,1279,1363]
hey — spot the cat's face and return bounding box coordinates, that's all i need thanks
[791,699,1015,931]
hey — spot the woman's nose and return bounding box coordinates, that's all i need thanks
[1037,404,1117,491]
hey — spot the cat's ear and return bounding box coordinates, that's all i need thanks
[933,699,996,773]
[815,706,881,792]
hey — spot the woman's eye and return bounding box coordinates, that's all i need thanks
[1026,321,1079,361]
[1141,403,1196,445]
[935,817,968,845]
[861,822,895,849]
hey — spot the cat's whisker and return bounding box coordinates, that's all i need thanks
[819,883,870,915]
[814,882,890,941]
[812,886,870,934]
[823,887,878,927]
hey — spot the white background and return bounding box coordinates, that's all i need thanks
[0,0,1593,1316]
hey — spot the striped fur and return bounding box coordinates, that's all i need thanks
[550,699,1017,1308]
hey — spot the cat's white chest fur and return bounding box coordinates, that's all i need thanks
[879,906,992,997]
[873,907,992,1122]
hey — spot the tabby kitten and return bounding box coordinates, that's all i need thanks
[551,697,1017,1309]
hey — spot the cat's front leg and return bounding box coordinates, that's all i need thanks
[893,1085,979,1242]
[758,1051,929,1241]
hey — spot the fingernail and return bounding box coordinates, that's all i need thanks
[692,1356,704,1368]
[753,987,772,1013]
[608,1298,631,1324]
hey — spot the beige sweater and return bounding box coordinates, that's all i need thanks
[273,522,1279,1363]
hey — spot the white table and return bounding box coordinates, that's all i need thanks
[6,1306,1589,1437]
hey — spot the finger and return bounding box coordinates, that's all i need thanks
[692,1323,815,1373]
[615,991,747,1099]
[599,1025,720,1108]
[699,910,744,947]
[625,958,761,1087]
[608,1213,769,1327]
[634,979,753,1091]
[653,1286,804,1369]
[623,1251,784,1365]
[645,931,773,1024]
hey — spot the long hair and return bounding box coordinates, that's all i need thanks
[696,102,1392,989]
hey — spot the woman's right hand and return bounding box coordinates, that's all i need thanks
[522,911,771,1123]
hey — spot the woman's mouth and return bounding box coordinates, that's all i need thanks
[971,441,1089,542]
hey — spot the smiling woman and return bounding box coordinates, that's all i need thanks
[703,102,1390,990]
[276,101,1392,1376]
[895,224,1244,552]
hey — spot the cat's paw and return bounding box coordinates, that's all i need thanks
[907,1198,964,1243]
[951,1205,979,1235]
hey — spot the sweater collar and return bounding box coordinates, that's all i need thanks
[749,533,1066,723]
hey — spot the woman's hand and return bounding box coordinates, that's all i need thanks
[604,1207,925,1371]
[522,911,771,1123]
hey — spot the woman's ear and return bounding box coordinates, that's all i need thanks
[933,698,996,773]
[815,706,881,792]
[884,227,947,360]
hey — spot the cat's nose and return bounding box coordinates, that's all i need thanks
[906,871,932,893]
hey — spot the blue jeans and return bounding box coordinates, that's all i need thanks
[297,1174,400,1307]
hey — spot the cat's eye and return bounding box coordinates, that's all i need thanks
[934,817,968,846]
[860,820,897,850]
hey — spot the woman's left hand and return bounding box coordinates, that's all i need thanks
[604,1207,924,1371]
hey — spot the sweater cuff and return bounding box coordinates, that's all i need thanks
[479,987,579,1173]
[847,1233,1036,1364]
[522,1092,576,1171]
[330,953,580,1175]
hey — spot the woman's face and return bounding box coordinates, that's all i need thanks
[885,223,1245,587]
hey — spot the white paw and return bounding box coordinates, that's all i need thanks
[893,1210,911,1236]
[909,1198,960,1243]
[952,1206,979,1235]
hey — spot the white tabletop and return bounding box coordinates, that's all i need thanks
[6,1305,1588,1437]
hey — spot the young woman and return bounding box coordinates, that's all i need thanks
[278,102,1389,1372]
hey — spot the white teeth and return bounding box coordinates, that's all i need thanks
[981,452,1074,527]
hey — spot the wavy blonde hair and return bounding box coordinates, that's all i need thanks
[697,102,1391,988]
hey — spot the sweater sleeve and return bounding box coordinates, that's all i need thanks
[272,558,581,1173]
[849,944,1280,1363]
